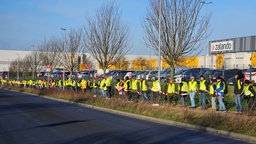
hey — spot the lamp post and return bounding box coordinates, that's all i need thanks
[201,1,212,68]
[61,28,66,90]
[16,54,20,80]
[157,0,162,81]
[31,44,35,80]
[8,59,9,80]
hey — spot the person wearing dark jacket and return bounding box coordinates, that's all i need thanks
[199,75,208,110]
[233,71,244,113]
[242,80,255,112]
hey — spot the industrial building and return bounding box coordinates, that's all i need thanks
[0,35,255,73]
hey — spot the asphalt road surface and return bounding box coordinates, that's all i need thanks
[0,89,251,144]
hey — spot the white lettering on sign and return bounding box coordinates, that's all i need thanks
[210,40,233,52]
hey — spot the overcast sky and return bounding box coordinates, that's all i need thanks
[0,0,256,55]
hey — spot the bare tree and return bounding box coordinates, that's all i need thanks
[22,51,43,79]
[83,2,130,73]
[144,0,209,77]
[38,38,61,74]
[59,28,82,75]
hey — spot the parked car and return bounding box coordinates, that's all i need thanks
[142,70,158,80]
[103,70,134,80]
[52,71,63,77]
[212,69,243,81]
[174,68,209,83]
[245,67,256,81]
[132,70,148,79]
[203,69,221,82]
[227,76,236,85]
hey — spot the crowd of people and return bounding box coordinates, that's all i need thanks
[0,70,255,113]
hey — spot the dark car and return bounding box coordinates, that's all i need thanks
[203,69,221,82]
[227,76,236,85]
[212,69,243,81]
[182,68,210,82]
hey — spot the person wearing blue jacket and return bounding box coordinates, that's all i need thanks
[215,76,226,112]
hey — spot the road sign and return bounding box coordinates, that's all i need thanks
[46,65,51,72]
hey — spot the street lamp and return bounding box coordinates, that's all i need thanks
[16,54,20,80]
[201,1,212,68]
[61,28,66,90]
[31,44,35,80]
[157,0,162,81]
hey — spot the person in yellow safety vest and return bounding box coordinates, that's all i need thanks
[234,71,244,113]
[87,79,92,92]
[22,80,26,88]
[242,80,255,112]
[130,76,139,102]
[188,76,197,108]
[199,75,208,110]
[81,79,87,93]
[28,79,33,88]
[207,78,217,110]
[65,78,72,90]
[140,76,149,101]
[178,78,188,107]
[99,77,107,97]
[77,79,82,92]
[215,76,226,112]
[72,79,77,91]
[92,78,99,97]
[151,77,161,106]
[124,76,131,100]
[43,79,48,88]
[57,79,62,90]
[165,78,176,104]
[115,79,124,96]
[105,76,112,98]
[50,79,55,88]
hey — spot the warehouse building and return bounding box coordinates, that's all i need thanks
[0,35,255,73]
[202,35,256,69]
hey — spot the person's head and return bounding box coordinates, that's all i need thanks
[200,75,204,81]
[190,76,195,81]
[217,76,222,82]
[210,78,216,84]
[125,76,129,80]
[235,70,243,80]
[152,77,155,81]
[169,78,174,83]
[245,80,251,85]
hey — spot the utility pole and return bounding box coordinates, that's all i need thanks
[201,1,213,68]
[157,0,162,81]
[61,28,66,90]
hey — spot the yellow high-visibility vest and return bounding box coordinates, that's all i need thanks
[131,79,138,91]
[244,84,254,97]
[178,81,188,92]
[141,80,148,91]
[189,81,197,92]
[152,80,160,92]
[167,83,175,94]
[200,80,206,91]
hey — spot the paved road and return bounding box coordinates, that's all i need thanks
[0,89,250,144]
